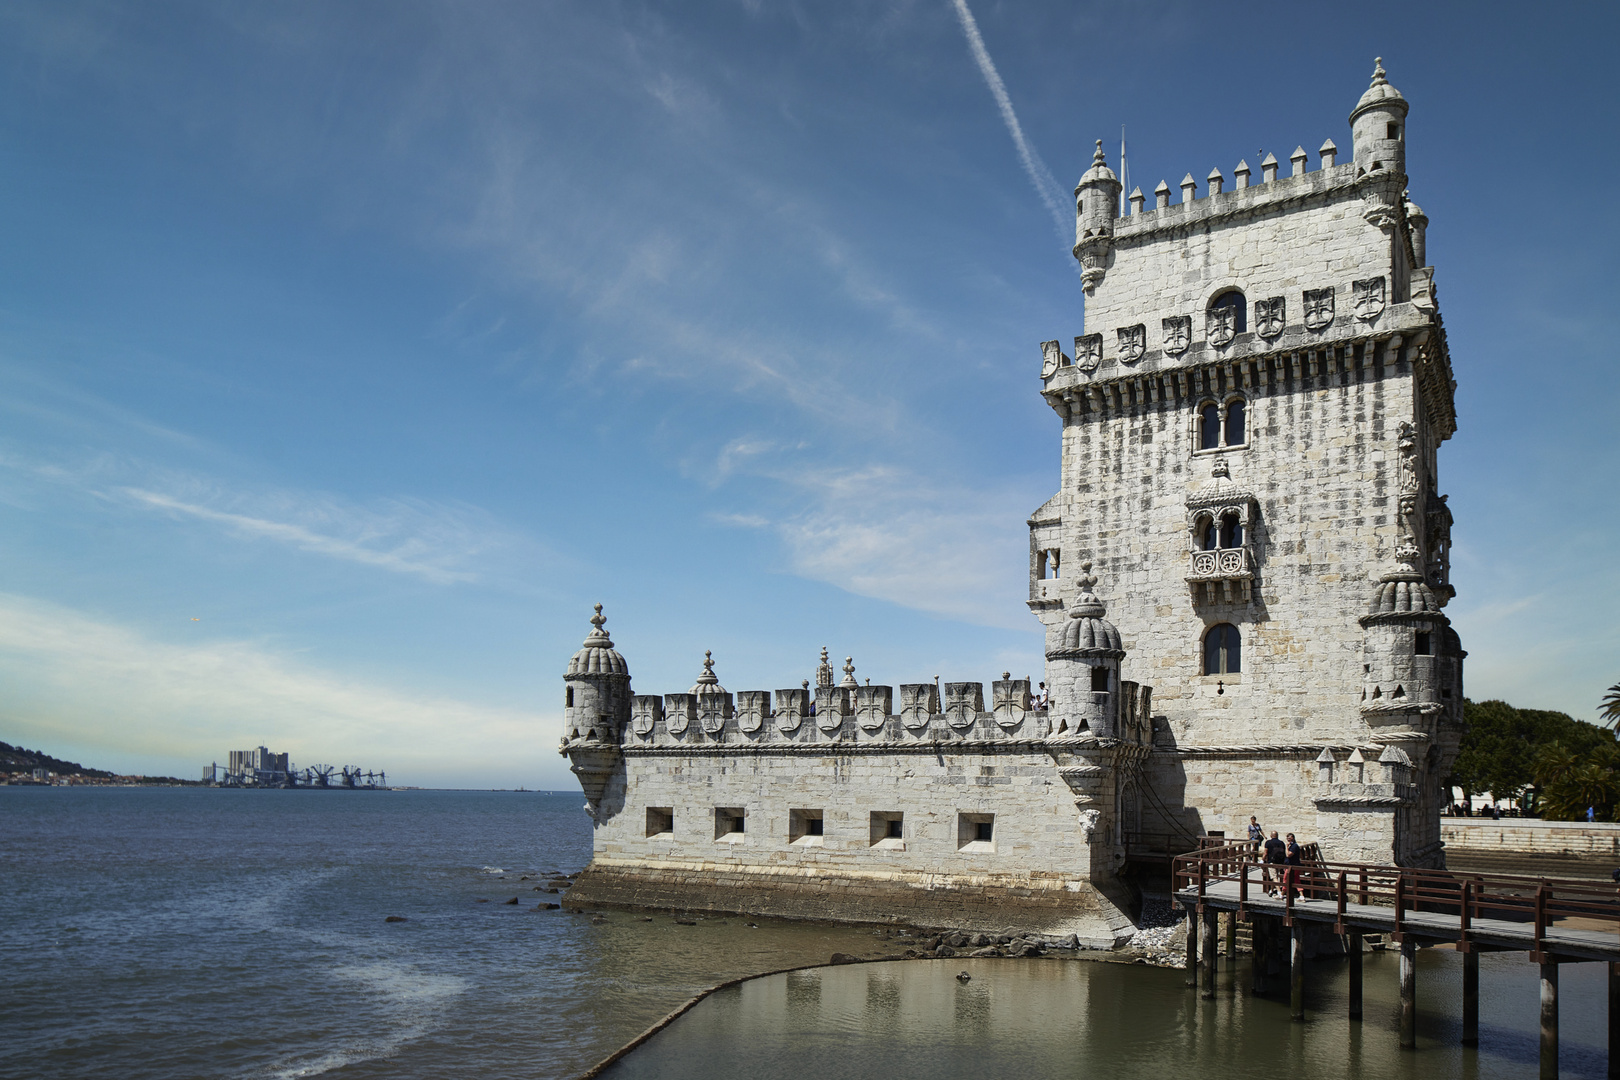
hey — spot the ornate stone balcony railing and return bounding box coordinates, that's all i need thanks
[1186,546,1254,603]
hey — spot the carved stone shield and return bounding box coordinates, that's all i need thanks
[664,693,696,736]
[816,686,849,733]
[736,690,769,734]
[697,691,731,735]
[1074,334,1103,373]
[943,682,984,732]
[1116,324,1146,365]
[630,695,664,737]
[899,683,937,732]
[1353,277,1385,321]
[855,685,892,732]
[1206,306,1236,348]
[1303,288,1334,331]
[992,678,1031,731]
[1162,316,1191,356]
[1039,340,1064,379]
[775,688,808,734]
[1254,297,1285,339]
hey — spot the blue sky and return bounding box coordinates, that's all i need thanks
[0,1,1614,788]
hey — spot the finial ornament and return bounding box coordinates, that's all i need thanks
[1076,560,1099,592]
[1371,57,1387,85]
[692,649,720,688]
[590,603,606,631]
[1093,139,1105,165]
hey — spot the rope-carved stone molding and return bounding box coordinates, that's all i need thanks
[1155,743,1369,759]
[622,738,1064,758]
[1313,794,1408,808]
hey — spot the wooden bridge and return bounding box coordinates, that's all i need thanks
[1173,841,1620,1079]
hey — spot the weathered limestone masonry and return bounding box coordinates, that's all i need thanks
[1034,59,1463,869]
[561,61,1465,945]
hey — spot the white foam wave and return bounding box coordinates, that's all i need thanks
[260,961,467,1079]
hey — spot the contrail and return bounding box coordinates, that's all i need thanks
[950,0,1071,243]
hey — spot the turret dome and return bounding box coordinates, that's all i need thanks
[1047,563,1125,658]
[1350,57,1409,122]
[1078,140,1118,186]
[567,604,629,676]
[689,650,726,695]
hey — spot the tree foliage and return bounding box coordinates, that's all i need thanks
[1451,700,1620,820]
[1602,683,1620,729]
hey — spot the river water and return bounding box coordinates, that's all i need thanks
[2,788,1610,1079]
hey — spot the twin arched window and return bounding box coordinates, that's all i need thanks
[1198,513,1244,551]
[1203,623,1241,675]
[1198,398,1247,450]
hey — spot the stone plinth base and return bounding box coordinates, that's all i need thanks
[565,859,1138,948]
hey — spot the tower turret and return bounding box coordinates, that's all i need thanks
[1358,544,1446,737]
[560,604,632,819]
[1073,141,1122,294]
[1044,563,1125,737]
[1349,58,1409,180]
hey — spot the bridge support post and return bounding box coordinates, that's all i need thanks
[1608,961,1618,1080]
[1290,922,1305,1021]
[1184,904,1198,987]
[1225,910,1237,963]
[1461,949,1478,1046]
[1348,929,1362,1020]
[1250,915,1267,995]
[1201,907,1218,999]
[1399,940,1417,1049]
[1540,961,1558,1080]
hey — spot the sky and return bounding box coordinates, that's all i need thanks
[0,1,1615,789]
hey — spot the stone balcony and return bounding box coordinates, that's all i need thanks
[1185,546,1254,603]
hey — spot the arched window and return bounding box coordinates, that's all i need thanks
[1211,290,1247,333]
[1199,403,1221,450]
[1224,398,1246,446]
[1203,623,1241,675]
[1199,518,1219,551]
[1219,513,1243,548]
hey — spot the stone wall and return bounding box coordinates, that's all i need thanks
[1442,819,1620,860]
[572,742,1136,946]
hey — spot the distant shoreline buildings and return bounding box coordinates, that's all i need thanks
[204,747,387,789]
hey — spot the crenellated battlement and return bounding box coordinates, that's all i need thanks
[624,675,1049,749]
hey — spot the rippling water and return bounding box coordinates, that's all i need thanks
[604,954,1611,1080]
[6,788,1611,1080]
[0,788,894,1080]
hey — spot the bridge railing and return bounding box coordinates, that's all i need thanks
[1172,845,1620,955]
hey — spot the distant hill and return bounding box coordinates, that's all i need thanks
[0,741,115,779]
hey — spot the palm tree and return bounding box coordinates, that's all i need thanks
[1602,683,1620,729]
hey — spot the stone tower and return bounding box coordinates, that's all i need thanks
[1030,59,1464,867]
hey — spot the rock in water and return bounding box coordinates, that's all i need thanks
[384,916,408,923]
[829,953,858,965]
[504,897,519,905]
[956,971,971,983]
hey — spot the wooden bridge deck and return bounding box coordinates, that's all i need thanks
[1177,877,1620,962]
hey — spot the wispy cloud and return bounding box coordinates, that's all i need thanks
[0,592,552,784]
[120,487,483,585]
[716,452,1042,630]
[950,0,1071,241]
[0,441,528,587]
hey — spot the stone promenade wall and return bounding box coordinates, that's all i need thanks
[1442,818,1620,860]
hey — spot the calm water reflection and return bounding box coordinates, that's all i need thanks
[602,951,1611,1080]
